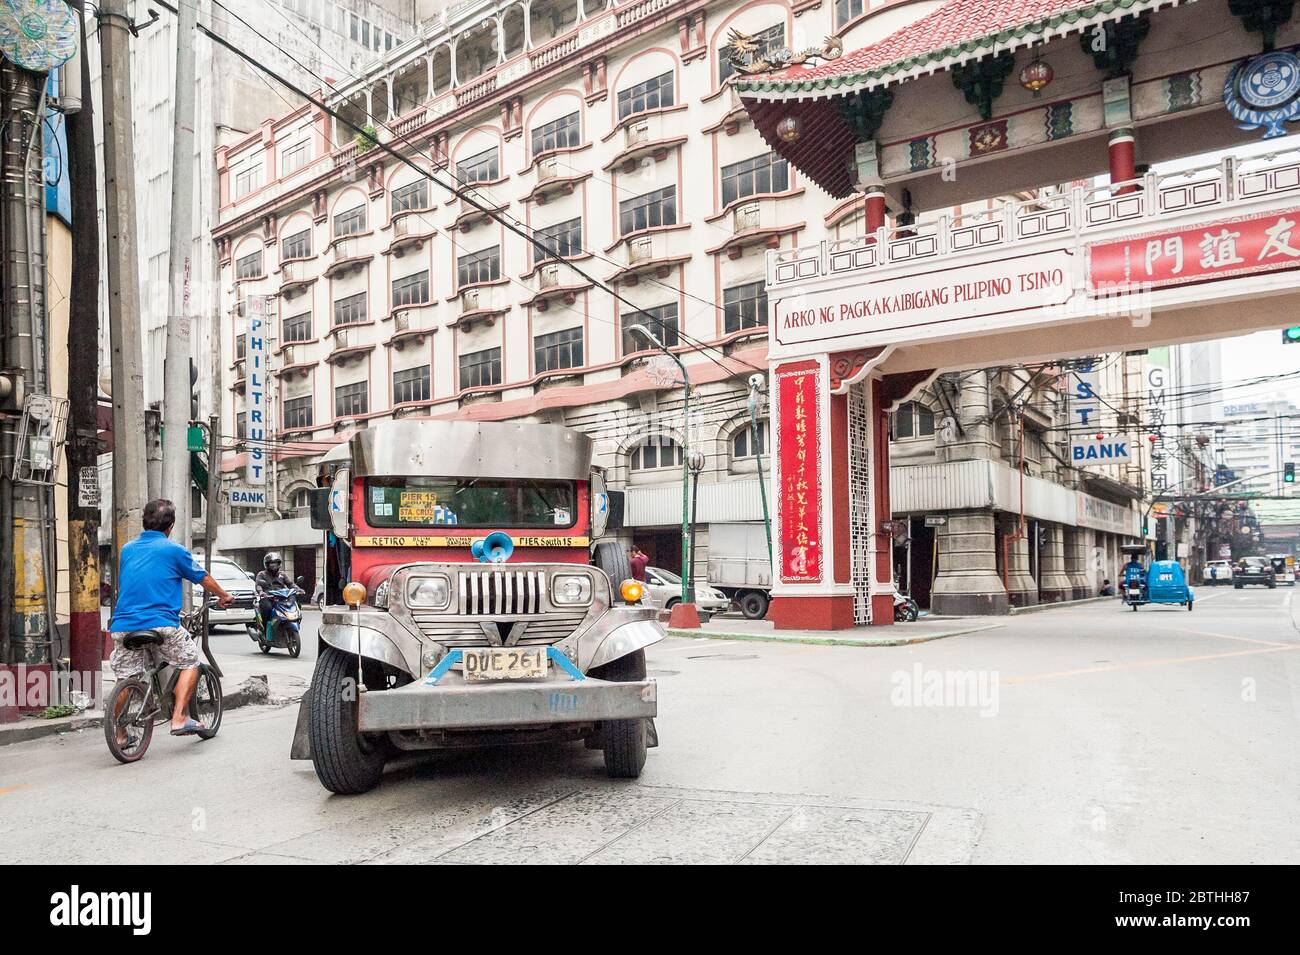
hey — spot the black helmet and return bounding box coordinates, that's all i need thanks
[263,552,283,569]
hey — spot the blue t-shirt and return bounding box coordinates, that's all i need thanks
[108,531,209,632]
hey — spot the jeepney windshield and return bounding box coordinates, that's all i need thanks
[365,477,577,529]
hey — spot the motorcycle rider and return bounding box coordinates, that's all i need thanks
[255,552,302,638]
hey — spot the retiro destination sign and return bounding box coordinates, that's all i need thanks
[774,249,1075,346]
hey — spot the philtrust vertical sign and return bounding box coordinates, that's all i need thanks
[776,364,822,584]
[245,295,270,486]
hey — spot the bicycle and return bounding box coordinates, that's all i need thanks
[103,600,224,763]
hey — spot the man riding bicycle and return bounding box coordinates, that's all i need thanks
[108,499,234,736]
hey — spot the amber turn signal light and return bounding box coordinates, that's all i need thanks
[342,582,367,608]
[620,579,645,603]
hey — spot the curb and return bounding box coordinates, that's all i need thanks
[1009,595,1113,615]
[665,623,1004,648]
[0,675,269,748]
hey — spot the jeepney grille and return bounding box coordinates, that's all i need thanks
[458,569,546,615]
[410,611,588,648]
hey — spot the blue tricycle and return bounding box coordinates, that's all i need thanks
[1123,559,1194,611]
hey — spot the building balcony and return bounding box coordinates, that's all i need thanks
[324,238,372,278]
[523,161,589,205]
[453,193,509,233]
[278,260,316,300]
[277,344,315,379]
[386,213,436,256]
[706,197,803,260]
[606,227,691,286]
[603,111,688,173]
[326,325,375,365]
[388,307,438,350]
[450,281,510,330]
[522,261,591,310]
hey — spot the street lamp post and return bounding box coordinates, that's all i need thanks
[687,449,705,604]
[629,325,695,620]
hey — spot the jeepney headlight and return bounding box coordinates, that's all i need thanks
[551,573,593,606]
[407,575,451,610]
[373,580,391,610]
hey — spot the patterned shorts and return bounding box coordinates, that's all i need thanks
[110,627,201,678]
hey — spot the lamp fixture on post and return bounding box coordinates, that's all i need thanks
[686,448,706,606]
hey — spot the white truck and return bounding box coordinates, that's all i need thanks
[707,522,773,619]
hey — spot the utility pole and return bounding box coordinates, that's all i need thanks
[163,0,199,550]
[65,0,103,688]
[1,61,52,667]
[100,0,148,580]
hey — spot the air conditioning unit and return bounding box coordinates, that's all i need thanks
[394,216,409,237]
[538,156,559,181]
[733,202,762,233]
[628,236,654,264]
[282,345,298,366]
[394,310,411,331]
[335,238,355,260]
[234,358,246,378]
[539,263,561,289]
[462,287,481,311]
[333,327,351,349]
[282,262,298,282]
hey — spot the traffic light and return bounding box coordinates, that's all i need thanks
[1285,326,1300,344]
[1286,462,1296,484]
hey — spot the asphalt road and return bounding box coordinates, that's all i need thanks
[11,586,1300,864]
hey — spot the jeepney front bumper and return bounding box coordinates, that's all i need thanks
[356,669,658,732]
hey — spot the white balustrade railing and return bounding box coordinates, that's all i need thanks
[767,148,1300,289]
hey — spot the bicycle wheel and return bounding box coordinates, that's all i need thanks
[190,665,223,740]
[104,679,154,763]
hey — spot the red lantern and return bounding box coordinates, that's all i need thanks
[1019,58,1053,95]
[1095,433,1105,441]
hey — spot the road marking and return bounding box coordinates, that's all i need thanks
[1003,644,1299,686]
[1145,625,1292,648]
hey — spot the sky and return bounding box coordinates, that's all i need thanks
[1219,331,1300,409]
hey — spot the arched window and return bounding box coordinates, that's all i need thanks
[731,420,769,459]
[891,402,935,440]
[629,435,683,471]
[289,487,313,516]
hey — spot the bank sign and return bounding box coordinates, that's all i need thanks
[229,486,268,509]
[774,250,1074,346]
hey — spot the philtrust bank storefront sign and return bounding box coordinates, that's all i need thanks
[245,295,271,486]
[774,250,1075,346]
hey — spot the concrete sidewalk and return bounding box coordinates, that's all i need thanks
[667,615,1004,647]
[0,648,314,747]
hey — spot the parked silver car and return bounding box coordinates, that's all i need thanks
[644,566,731,613]
[191,556,258,626]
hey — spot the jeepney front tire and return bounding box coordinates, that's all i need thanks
[592,649,648,779]
[308,645,386,795]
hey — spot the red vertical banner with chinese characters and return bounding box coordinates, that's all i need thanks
[776,364,822,584]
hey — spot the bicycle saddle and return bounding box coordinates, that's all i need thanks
[123,630,166,649]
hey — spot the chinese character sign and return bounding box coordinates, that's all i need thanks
[1088,208,1300,290]
[776,366,822,584]
[245,295,271,486]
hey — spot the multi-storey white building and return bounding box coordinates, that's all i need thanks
[89,0,420,554]
[210,0,953,586]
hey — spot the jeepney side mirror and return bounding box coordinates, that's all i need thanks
[296,576,305,587]
[308,487,331,530]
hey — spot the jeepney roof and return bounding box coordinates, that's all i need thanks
[349,419,592,481]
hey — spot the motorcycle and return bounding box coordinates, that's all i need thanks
[893,587,919,623]
[248,580,305,657]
